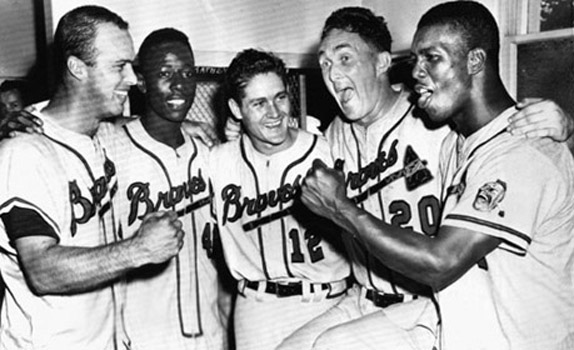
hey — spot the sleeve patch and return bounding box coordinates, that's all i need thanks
[473,179,506,216]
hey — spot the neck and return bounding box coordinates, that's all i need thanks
[141,111,184,149]
[357,82,401,128]
[454,75,515,137]
[43,86,102,137]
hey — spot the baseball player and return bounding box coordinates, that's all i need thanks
[0,6,183,350]
[278,6,574,350]
[209,49,351,350]
[300,2,574,350]
[106,28,226,349]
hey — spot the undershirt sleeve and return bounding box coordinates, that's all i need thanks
[1,207,59,243]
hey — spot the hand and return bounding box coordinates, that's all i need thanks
[301,159,350,222]
[224,117,241,142]
[132,211,184,265]
[181,120,218,148]
[0,110,43,140]
[507,98,572,142]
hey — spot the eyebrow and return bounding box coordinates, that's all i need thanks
[318,42,352,57]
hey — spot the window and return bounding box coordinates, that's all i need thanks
[505,0,574,121]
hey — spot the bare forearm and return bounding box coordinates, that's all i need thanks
[332,200,450,288]
[18,237,145,295]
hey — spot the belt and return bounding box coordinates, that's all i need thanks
[243,278,352,298]
[365,289,418,308]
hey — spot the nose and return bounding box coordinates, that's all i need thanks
[411,59,427,82]
[267,102,281,119]
[327,63,343,84]
[123,63,137,86]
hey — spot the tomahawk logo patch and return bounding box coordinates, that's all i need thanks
[473,179,506,213]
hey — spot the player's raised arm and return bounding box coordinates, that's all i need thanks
[9,210,183,295]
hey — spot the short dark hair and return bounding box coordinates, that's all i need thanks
[321,7,392,53]
[137,28,193,73]
[53,5,129,83]
[225,49,288,103]
[0,80,25,94]
[417,1,500,69]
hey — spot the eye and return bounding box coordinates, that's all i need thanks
[182,70,194,79]
[319,59,331,70]
[159,71,172,78]
[252,100,265,108]
[276,93,288,102]
[426,53,440,62]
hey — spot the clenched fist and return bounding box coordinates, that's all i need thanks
[131,210,184,266]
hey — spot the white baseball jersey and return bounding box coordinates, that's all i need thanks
[209,130,350,283]
[438,107,574,350]
[101,118,225,350]
[326,87,450,296]
[0,114,124,350]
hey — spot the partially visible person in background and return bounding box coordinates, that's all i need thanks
[0,80,26,121]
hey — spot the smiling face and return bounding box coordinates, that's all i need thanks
[229,72,294,155]
[85,23,137,119]
[411,24,471,124]
[318,29,386,126]
[140,41,196,123]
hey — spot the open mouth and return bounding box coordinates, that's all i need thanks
[414,85,433,109]
[335,86,353,105]
[265,118,283,129]
[113,90,129,103]
[166,98,187,110]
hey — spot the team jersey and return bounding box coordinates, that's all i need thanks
[326,87,450,295]
[209,130,350,283]
[101,118,225,350]
[438,107,574,349]
[0,114,124,350]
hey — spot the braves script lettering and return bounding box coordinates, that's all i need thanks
[68,177,109,236]
[221,175,302,225]
[127,170,206,225]
[68,158,117,236]
[346,139,398,190]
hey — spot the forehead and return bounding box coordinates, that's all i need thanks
[318,29,373,56]
[93,23,135,62]
[144,42,194,68]
[412,24,463,53]
[0,90,22,103]
[242,72,286,99]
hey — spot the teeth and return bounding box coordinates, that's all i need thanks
[167,99,185,108]
[114,90,128,96]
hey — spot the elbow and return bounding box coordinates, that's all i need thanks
[25,273,61,296]
[418,254,461,291]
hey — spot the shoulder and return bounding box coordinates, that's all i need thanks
[0,133,54,160]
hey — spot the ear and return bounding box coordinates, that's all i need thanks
[375,51,393,76]
[67,56,88,80]
[228,98,243,121]
[467,48,486,75]
[136,72,146,94]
